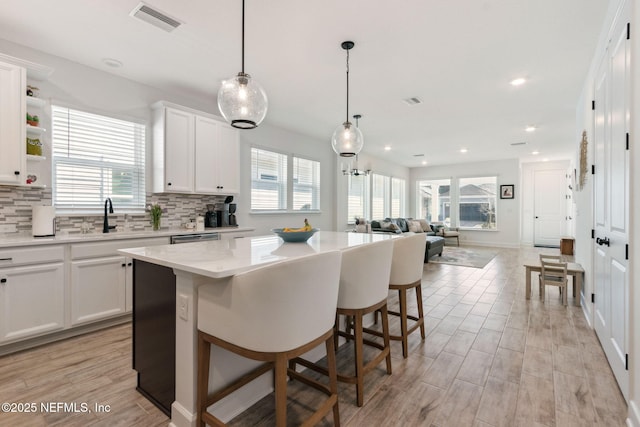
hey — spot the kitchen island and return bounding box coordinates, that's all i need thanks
[118,231,396,427]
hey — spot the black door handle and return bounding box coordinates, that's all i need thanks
[596,237,611,246]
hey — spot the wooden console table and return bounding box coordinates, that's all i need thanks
[524,260,584,307]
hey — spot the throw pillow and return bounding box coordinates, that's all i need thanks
[418,219,432,232]
[408,220,423,233]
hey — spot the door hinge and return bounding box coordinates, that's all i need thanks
[626,244,629,260]
[626,132,630,150]
[626,353,629,370]
[627,23,631,40]
[592,100,596,110]
[592,293,595,304]
[592,165,595,174]
[591,229,595,239]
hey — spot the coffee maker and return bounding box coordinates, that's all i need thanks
[205,204,217,228]
[215,196,237,228]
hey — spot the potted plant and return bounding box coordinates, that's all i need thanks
[26,113,39,127]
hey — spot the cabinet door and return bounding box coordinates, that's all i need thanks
[0,61,26,185]
[164,108,194,193]
[194,116,220,194]
[0,263,64,342]
[216,123,240,194]
[70,256,126,325]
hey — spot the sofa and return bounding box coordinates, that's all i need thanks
[369,218,444,262]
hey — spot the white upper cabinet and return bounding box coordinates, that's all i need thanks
[153,101,240,195]
[0,61,26,185]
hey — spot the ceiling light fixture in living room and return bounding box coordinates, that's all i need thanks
[217,0,268,129]
[331,41,363,157]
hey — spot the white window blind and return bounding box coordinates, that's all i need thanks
[371,173,390,219]
[52,106,146,212]
[347,174,368,222]
[293,157,320,210]
[391,177,406,218]
[251,147,287,210]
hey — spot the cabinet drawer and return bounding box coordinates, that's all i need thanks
[0,245,64,267]
[71,237,169,260]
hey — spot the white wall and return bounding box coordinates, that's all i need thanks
[520,160,571,246]
[410,158,520,247]
[335,152,410,231]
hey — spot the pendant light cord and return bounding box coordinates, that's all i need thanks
[345,48,350,123]
[241,0,245,73]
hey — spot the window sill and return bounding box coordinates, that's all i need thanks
[54,209,146,217]
[250,210,322,215]
[457,228,499,232]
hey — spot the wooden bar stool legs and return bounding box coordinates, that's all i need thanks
[389,280,426,358]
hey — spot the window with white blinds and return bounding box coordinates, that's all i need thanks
[347,174,368,222]
[371,173,390,219]
[293,157,320,210]
[391,177,406,217]
[251,147,287,210]
[51,106,146,213]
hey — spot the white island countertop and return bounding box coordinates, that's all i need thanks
[118,230,397,279]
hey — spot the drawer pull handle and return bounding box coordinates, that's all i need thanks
[127,262,132,266]
[0,258,12,261]
[0,278,7,284]
[121,263,126,267]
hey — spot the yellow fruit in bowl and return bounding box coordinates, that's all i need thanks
[283,219,312,232]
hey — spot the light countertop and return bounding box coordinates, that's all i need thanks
[118,230,397,279]
[0,227,254,248]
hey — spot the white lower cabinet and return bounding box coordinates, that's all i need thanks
[70,256,127,326]
[0,245,65,343]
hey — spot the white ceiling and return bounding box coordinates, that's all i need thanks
[0,0,609,167]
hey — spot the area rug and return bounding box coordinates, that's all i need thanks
[428,246,498,268]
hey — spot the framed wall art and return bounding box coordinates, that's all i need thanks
[500,184,514,199]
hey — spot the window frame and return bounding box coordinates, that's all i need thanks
[457,175,498,230]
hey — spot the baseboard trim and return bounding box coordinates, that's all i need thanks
[0,315,131,356]
[627,400,640,427]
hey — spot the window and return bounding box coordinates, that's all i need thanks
[458,176,497,229]
[347,174,368,222]
[416,179,451,225]
[251,147,287,210]
[52,106,146,212]
[371,173,390,220]
[391,177,406,218]
[292,157,320,210]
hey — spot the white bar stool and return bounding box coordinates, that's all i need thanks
[196,251,342,427]
[368,234,426,358]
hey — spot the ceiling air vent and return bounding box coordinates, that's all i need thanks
[413,154,425,157]
[130,2,182,32]
[510,141,527,146]
[403,97,422,106]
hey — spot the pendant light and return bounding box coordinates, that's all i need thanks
[331,41,363,157]
[342,114,370,176]
[217,0,268,129]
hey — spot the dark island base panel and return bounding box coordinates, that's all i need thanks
[133,259,176,416]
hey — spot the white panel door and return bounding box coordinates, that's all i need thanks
[71,256,127,325]
[593,13,629,401]
[0,263,65,342]
[164,108,194,193]
[194,116,219,194]
[533,169,566,247]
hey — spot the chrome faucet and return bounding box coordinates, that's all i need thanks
[103,198,114,233]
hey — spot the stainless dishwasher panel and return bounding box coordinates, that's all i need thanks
[170,233,220,244]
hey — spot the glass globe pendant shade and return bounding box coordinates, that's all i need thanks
[217,72,268,129]
[331,121,363,157]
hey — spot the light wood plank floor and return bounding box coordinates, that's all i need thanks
[0,246,628,426]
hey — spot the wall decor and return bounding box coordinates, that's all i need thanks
[500,184,514,199]
[578,130,588,191]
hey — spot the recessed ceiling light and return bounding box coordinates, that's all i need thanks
[102,58,123,68]
[460,148,468,153]
[543,158,549,162]
[532,150,540,155]
[525,125,536,132]
[510,77,526,86]
[421,160,427,165]
[384,146,391,151]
